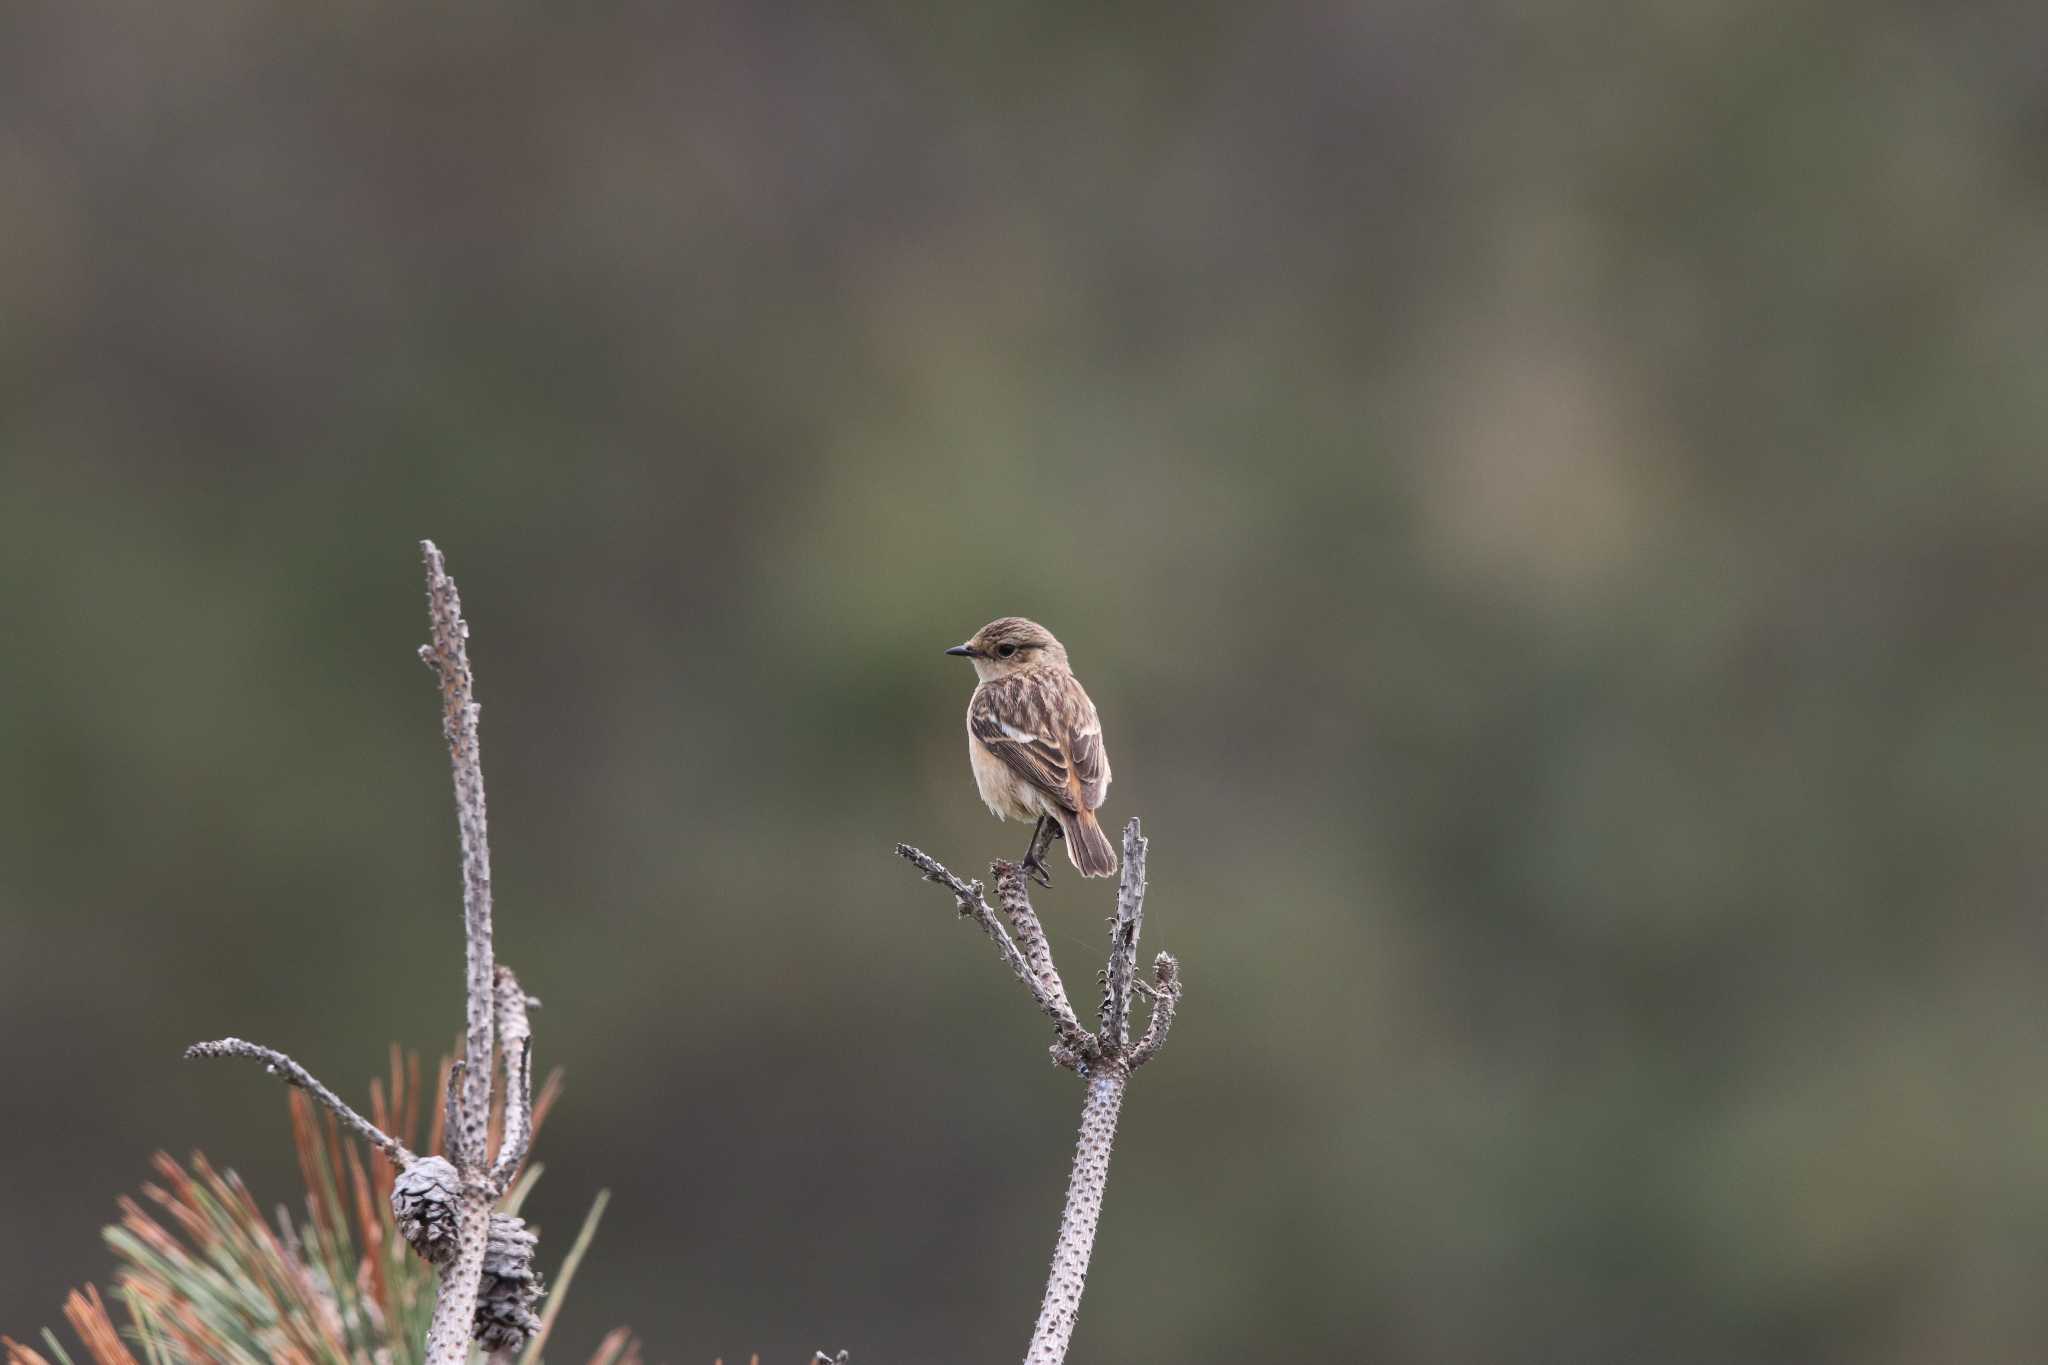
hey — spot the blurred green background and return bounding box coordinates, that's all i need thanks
[4,3,2047,1361]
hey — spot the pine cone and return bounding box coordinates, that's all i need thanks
[390,1156,461,1266]
[474,1212,544,1350]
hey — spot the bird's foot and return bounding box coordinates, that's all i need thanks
[1019,851,1054,888]
[1018,814,1059,887]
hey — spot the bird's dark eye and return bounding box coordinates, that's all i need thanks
[998,643,1017,658]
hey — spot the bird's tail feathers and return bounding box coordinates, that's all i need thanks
[1063,808,1118,878]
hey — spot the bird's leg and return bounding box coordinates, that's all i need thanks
[1020,814,1059,888]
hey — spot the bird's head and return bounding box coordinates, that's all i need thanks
[946,617,1068,680]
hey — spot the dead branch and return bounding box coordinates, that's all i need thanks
[182,541,546,1364]
[419,540,497,1172]
[896,843,1089,1057]
[183,1038,413,1167]
[488,965,536,1194]
[896,815,1184,1365]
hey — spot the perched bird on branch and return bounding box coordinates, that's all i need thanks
[946,617,1116,885]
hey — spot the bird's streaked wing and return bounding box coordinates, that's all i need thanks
[970,673,1110,813]
[969,677,1075,810]
[1068,726,1109,810]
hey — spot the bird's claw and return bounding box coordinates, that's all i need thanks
[1020,854,1054,888]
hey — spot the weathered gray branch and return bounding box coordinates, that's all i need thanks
[1027,1066,1127,1365]
[184,1038,414,1167]
[430,1194,493,1365]
[183,542,547,1365]
[443,1058,469,1162]
[413,540,522,1365]
[992,861,1082,1038]
[897,843,1089,1058]
[1129,954,1181,1068]
[1100,821,1147,1050]
[419,540,496,1171]
[489,966,536,1194]
[898,815,1184,1365]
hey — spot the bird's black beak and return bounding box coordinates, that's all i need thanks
[945,644,977,657]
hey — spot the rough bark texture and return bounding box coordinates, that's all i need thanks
[429,1196,492,1365]
[1100,822,1148,1049]
[414,543,542,1365]
[898,815,1184,1365]
[1129,954,1180,1068]
[420,541,496,1172]
[994,862,1081,1035]
[897,842,1090,1056]
[184,1038,414,1167]
[1027,1065,1129,1365]
[489,965,535,1192]
[184,543,546,1365]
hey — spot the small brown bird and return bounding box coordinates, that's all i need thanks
[946,617,1116,884]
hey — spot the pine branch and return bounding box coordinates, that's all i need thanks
[897,816,1185,1364]
[183,1038,414,1166]
[180,542,549,1361]
[419,539,497,1173]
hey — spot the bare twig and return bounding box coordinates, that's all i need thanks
[413,540,519,1365]
[898,815,1184,1365]
[1100,821,1148,1050]
[489,966,535,1194]
[992,861,1082,1038]
[184,1039,413,1167]
[419,540,496,1170]
[443,1059,469,1162]
[1128,954,1181,1069]
[184,542,549,1365]
[897,843,1089,1056]
[895,842,1001,923]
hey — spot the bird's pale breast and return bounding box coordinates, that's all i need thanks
[968,729,1051,822]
